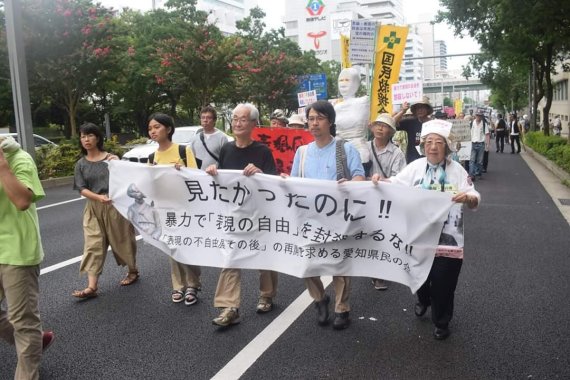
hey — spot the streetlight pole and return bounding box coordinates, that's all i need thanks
[4,0,35,159]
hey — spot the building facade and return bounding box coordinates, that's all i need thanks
[197,0,257,35]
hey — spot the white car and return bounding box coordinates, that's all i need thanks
[0,133,57,149]
[122,126,233,163]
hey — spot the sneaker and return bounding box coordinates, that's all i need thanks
[184,287,198,306]
[333,312,350,330]
[371,279,388,291]
[315,295,330,326]
[256,297,273,313]
[42,331,55,352]
[212,307,240,327]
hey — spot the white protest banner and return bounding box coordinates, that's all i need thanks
[297,90,318,107]
[450,119,472,161]
[391,81,423,105]
[348,19,377,64]
[109,161,454,293]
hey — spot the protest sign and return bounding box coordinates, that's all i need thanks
[348,19,376,64]
[252,127,313,175]
[391,81,422,105]
[450,119,472,161]
[297,90,318,107]
[109,161,454,293]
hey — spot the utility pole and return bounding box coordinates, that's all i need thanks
[4,0,35,159]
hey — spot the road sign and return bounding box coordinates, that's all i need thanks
[297,73,328,100]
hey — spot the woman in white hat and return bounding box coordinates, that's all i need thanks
[372,119,480,340]
[288,114,306,129]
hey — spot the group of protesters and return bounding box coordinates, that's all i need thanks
[1,95,482,379]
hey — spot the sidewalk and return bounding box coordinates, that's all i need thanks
[520,147,570,225]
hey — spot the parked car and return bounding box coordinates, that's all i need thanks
[0,133,57,149]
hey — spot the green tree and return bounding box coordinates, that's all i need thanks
[438,0,570,135]
[23,0,117,138]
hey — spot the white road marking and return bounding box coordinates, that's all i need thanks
[37,197,84,210]
[211,276,333,380]
[40,235,143,275]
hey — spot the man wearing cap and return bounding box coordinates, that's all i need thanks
[366,113,406,290]
[495,114,507,153]
[0,135,54,379]
[468,111,490,180]
[270,109,289,128]
[372,119,480,340]
[394,96,433,164]
[288,114,305,129]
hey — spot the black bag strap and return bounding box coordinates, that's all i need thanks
[148,144,188,166]
[199,132,220,163]
[335,139,351,181]
[370,141,388,178]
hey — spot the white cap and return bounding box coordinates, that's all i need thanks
[420,119,455,154]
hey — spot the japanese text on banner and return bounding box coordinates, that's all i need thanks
[109,161,454,293]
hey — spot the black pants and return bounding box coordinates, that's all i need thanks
[495,132,506,152]
[510,135,521,153]
[483,151,489,171]
[417,257,463,328]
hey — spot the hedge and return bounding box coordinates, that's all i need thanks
[524,132,570,174]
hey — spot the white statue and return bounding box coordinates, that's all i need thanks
[334,67,371,162]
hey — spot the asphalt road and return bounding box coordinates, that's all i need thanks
[1,150,569,379]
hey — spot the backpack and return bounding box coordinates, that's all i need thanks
[148,144,201,167]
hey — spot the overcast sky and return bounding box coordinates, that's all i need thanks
[99,0,479,71]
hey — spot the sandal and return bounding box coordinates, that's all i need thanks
[256,297,273,313]
[120,272,139,286]
[72,287,98,299]
[172,289,184,303]
[184,287,198,306]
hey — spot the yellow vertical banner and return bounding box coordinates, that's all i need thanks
[454,99,463,117]
[340,35,351,69]
[370,25,409,120]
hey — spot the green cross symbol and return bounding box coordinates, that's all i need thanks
[383,31,401,49]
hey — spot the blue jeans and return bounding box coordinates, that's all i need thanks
[469,142,485,177]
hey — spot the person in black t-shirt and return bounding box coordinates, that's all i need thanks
[205,103,278,328]
[393,97,433,164]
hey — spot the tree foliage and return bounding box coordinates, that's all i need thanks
[0,1,333,136]
[438,0,570,134]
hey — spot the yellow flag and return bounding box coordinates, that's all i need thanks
[370,25,409,120]
[340,35,351,69]
[454,99,463,117]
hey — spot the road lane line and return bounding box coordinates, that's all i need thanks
[37,197,84,210]
[211,276,333,380]
[40,235,143,275]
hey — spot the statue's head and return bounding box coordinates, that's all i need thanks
[338,68,360,98]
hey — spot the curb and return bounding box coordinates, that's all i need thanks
[41,176,74,189]
[524,146,570,183]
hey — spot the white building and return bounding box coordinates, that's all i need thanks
[434,40,448,76]
[197,0,257,35]
[399,25,424,82]
[284,0,404,62]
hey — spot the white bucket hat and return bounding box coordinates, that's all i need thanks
[420,119,455,154]
[288,113,305,127]
[371,113,396,131]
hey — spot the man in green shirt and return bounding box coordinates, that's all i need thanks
[0,135,53,380]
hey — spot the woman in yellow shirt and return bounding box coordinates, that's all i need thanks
[147,113,201,305]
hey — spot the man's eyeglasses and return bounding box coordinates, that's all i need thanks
[231,118,253,124]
